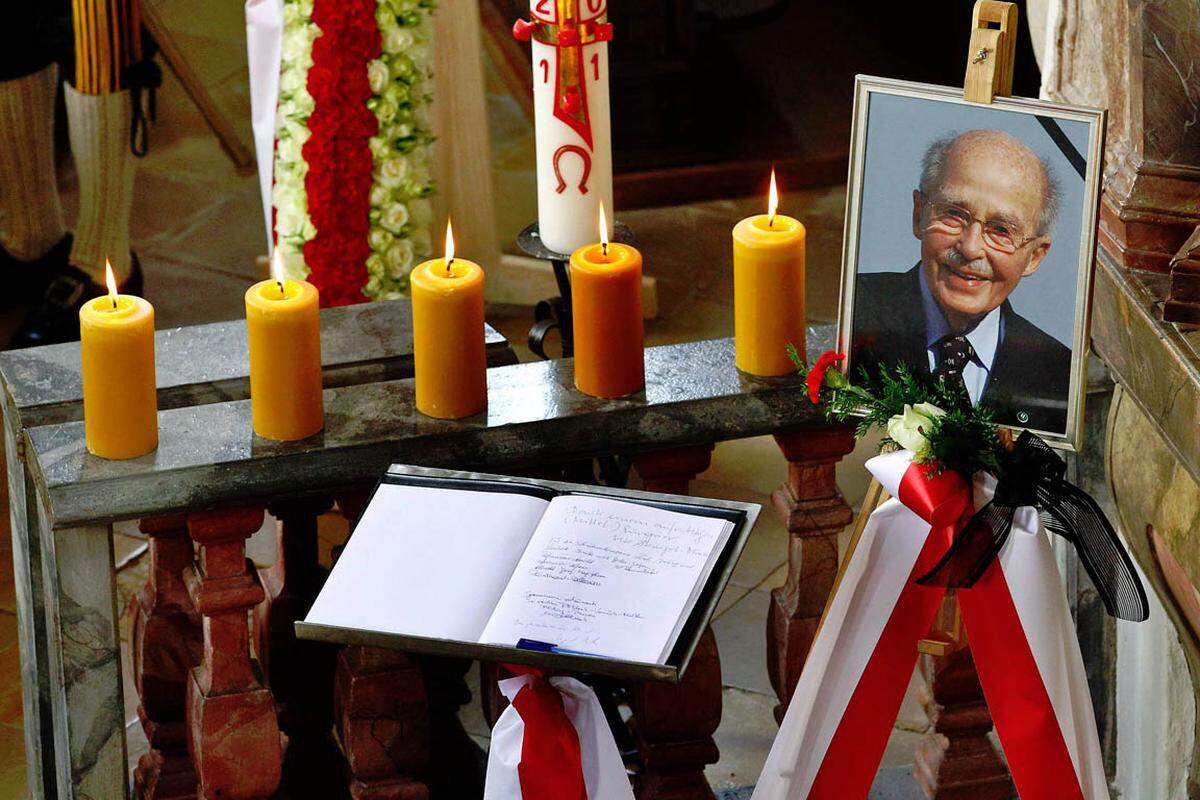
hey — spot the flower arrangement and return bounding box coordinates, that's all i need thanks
[273,0,437,305]
[791,344,1006,478]
[791,345,1148,622]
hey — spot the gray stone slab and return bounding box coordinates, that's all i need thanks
[0,299,513,426]
[2,390,54,798]
[27,332,836,527]
[36,500,127,799]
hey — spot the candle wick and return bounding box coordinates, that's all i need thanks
[602,242,608,257]
[768,215,775,228]
[277,280,285,297]
[111,296,117,309]
[447,257,455,276]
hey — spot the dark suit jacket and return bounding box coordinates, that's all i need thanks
[851,266,1073,434]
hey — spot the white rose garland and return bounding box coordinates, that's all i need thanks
[272,0,437,297]
[365,0,437,298]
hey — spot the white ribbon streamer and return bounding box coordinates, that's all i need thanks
[245,0,284,253]
[753,450,1107,799]
[484,674,634,800]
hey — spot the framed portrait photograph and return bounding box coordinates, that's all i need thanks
[836,75,1106,450]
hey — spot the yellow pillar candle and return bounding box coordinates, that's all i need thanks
[733,170,806,376]
[245,252,324,441]
[80,262,158,459]
[411,220,487,419]
[570,204,644,398]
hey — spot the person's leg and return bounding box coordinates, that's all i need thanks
[0,3,69,267]
[64,83,135,284]
[11,0,149,348]
[0,65,67,263]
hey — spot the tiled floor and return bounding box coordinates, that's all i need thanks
[0,39,927,800]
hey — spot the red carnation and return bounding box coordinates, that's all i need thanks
[807,351,846,404]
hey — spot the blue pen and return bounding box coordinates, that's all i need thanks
[516,638,609,659]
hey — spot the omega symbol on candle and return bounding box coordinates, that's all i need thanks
[554,144,592,194]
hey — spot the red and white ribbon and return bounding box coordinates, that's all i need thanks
[484,670,634,800]
[753,449,1109,800]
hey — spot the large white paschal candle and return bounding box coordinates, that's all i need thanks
[514,0,615,255]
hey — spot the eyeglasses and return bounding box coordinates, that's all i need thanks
[920,196,1039,255]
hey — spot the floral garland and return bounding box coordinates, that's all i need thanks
[793,346,1006,478]
[365,0,437,299]
[272,0,436,305]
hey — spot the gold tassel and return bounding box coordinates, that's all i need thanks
[72,0,144,95]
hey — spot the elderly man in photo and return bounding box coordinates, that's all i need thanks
[852,128,1072,433]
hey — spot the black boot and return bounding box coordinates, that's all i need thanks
[0,234,73,311]
[9,252,144,349]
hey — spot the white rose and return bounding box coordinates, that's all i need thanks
[369,136,390,161]
[275,205,305,237]
[886,403,945,456]
[369,185,391,208]
[279,69,300,95]
[282,32,312,65]
[383,82,409,107]
[377,157,409,187]
[365,275,383,296]
[384,239,415,278]
[367,59,390,94]
[368,229,394,252]
[383,26,415,54]
[365,254,387,277]
[380,203,410,234]
[277,135,303,166]
[283,4,304,24]
[277,98,298,122]
[374,99,398,126]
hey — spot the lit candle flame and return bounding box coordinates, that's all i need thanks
[104,259,118,308]
[768,168,779,227]
[270,248,286,296]
[444,218,455,273]
[599,202,609,256]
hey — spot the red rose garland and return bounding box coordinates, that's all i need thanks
[302,0,381,306]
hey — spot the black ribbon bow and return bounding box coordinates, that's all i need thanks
[914,431,1149,622]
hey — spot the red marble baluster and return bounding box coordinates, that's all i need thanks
[131,514,201,800]
[336,647,431,800]
[333,491,432,800]
[628,628,721,800]
[914,599,1014,799]
[254,496,344,796]
[185,507,283,799]
[767,426,856,721]
[629,444,720,800]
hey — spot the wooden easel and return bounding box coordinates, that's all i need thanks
[816,0,1020,657]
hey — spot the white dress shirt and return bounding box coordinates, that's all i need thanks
[918,268,1002,405]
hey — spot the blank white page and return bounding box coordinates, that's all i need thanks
[305,484,550,642]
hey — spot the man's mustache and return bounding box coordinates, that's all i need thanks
[941,249,992,278]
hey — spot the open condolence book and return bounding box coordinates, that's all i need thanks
[297,465,759,681]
